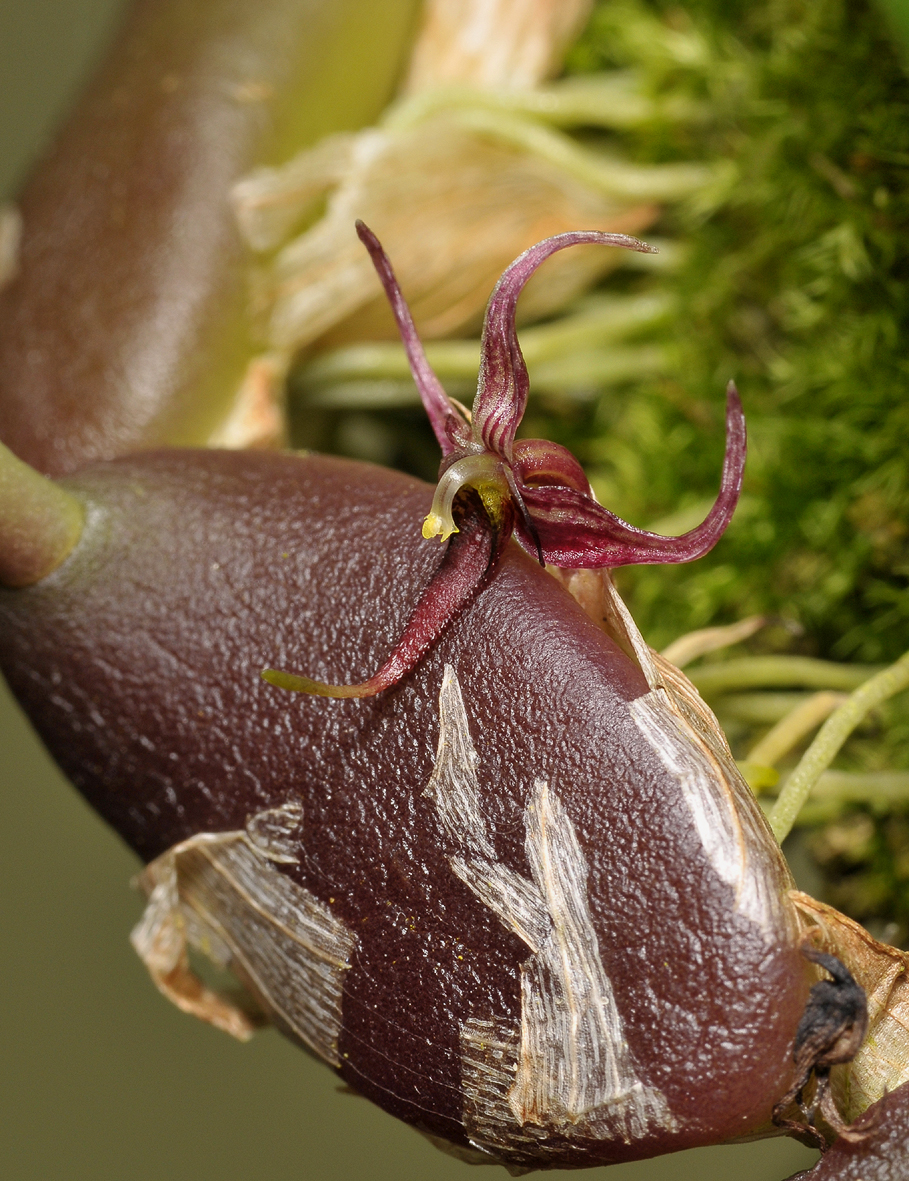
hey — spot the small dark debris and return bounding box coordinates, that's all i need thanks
[772,943,871,1150]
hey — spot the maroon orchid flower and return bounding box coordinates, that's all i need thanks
[262,222,746,698]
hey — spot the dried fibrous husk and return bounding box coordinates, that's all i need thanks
[232,135,359,254]
[229,0,713,362]
[553,566,799,943]
[791,892,909,1122]
[402,0,594,92]
[240,117,657,356]
[132,811,357,1066]
[206,354,286,449]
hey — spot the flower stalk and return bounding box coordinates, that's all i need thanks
[262,491,509,698]
[688,656,883,699]
[0,440,84,587]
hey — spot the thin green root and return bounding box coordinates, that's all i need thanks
[769,649,909,842]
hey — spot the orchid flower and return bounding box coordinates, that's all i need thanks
[262,222,746,698]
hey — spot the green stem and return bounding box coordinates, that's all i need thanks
[299,293,670,386]
[661,614,765,668]
[443,107,715,202]
[295,292,670,411]
[0,441,84,586]
[746,690,847,767]
[769,649,909,842]
[713,692,814,726]
[810,770,909,806]
[766,771,909,827]
[385,73,704,131]
[688,655,882,697]
[298,344,667,409]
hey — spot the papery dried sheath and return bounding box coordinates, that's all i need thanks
[402,0,593,92]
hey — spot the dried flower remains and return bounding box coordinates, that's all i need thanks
[262,223,746,699]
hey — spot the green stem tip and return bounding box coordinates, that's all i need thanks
[0,440,85,587]
[260,668,374,699]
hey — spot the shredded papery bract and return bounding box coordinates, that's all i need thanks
[264,223,746,699]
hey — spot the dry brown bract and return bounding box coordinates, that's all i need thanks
[788,893,909,1141]
[772,943,869,1149]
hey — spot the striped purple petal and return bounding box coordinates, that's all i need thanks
[473,231,658,460]
[512,438,593,495]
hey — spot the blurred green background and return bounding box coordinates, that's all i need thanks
[0,3,820,1179]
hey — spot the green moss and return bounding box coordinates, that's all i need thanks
[566,3,909,933]
[559,0,909,663]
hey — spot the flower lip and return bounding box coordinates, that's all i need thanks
[511,380,746,569]
[264,223,745,699]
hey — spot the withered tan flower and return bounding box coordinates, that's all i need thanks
[229,0,714,369]
[403,0,594,92]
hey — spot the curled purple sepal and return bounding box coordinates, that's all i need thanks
[512,383,746,568]
[264,224,746,700]
[473,232,657,461]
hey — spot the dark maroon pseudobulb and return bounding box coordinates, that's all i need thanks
[0,0,874,1165]
[797,1081,909,1180]
[0,0,415,477]
[0,447,807,1168]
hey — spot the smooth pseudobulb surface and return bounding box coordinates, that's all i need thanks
[0,0,417,476]
[798,1080,909,1180]
[0,450,805,1165]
